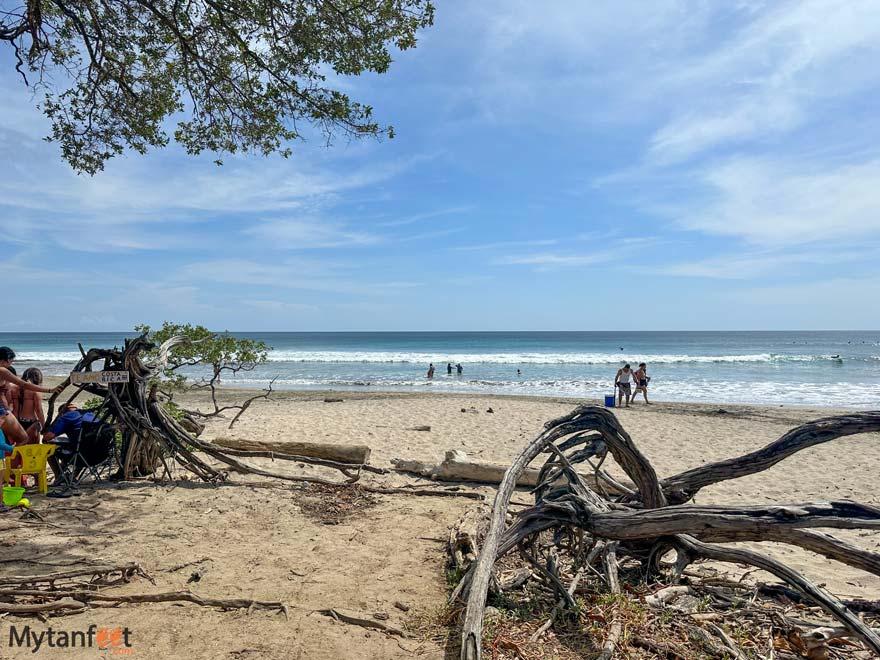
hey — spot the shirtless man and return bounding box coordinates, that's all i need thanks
[632,362,651,405]
[614,363,636,408]
[0,347,60,446]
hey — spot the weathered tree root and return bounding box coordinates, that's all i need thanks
[317,608,408,637]
[0,561,289,619]
[0,591,290,619]
[454,405,880,660]
[47,336,370,485]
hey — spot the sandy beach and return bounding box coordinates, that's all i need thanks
[4,389,879,659]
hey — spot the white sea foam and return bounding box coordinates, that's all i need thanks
[221,375,880,407]
[17,349,878,366]
[260,351,876,365]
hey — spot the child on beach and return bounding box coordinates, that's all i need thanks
[0,428,13,455]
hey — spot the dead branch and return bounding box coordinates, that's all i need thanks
[317,608,408,637]
[452,404,880,660]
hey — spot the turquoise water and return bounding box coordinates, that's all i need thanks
[2,331,879,407]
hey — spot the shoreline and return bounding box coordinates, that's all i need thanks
[44,376,875,413]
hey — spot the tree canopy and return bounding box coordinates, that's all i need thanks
[1,1,434,174]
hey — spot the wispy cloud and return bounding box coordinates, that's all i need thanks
[495,251,613,268]
[378,206,472,227]
[242,299,321,313]
[243,218,381,249]
[174,258,422,295]
[646,0,880,163]
[672,156,880,245]
[646,247,868,280]
[450,239,558,252]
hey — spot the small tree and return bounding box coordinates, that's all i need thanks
[135,321,272,424]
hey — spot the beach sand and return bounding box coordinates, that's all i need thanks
[4,390,878,659]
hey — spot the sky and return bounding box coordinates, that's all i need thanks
[2,0,880,332]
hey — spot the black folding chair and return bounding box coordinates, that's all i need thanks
[50,419,119,491]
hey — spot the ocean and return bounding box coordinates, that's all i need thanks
[2,331,879,407]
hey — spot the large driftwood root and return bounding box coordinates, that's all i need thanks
[451,405,880,660]
[47,336,374,485]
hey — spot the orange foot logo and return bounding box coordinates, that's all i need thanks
[96,627,133,654]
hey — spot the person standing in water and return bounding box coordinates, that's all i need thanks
[632,362,651,405]
[447,363,453,375]
[456,363,463,375]
[614,363,636,408]
[427,363,435,379]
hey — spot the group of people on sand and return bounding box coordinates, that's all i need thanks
[614,362,650,407]
[427,362,463,379]
[0,346,94,484]
[0,347,63,453]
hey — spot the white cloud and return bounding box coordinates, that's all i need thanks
[378,206,472,227]
[647,247,867,280]
[647,0,880,162]
[450,239,558,252]
[495,252,613,268]
[244,218,381,249]
[675,156,880,245]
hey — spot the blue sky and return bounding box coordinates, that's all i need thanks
[2,0,880,331]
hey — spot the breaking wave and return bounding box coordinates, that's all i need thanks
[15,350,878,366]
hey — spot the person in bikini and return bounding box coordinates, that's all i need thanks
[0,347,60,448]
[0,365,16,411]
[632,362,651,405]
[15,368,47,442]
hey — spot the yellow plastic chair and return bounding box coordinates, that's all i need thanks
[4,444,56,495]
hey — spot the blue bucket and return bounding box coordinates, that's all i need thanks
[604,395,615,408]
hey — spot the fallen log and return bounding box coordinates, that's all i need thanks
[212,436,371,465]
[391,449,629,493]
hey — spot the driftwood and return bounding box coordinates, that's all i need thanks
[392,449,629,494]
[45,336,367,485]
[317,608,408,637]
[212,436,371,465]
[0,562,290,619]
[453,405,880,660]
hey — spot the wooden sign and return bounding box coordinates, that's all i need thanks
[70,370,130,385]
